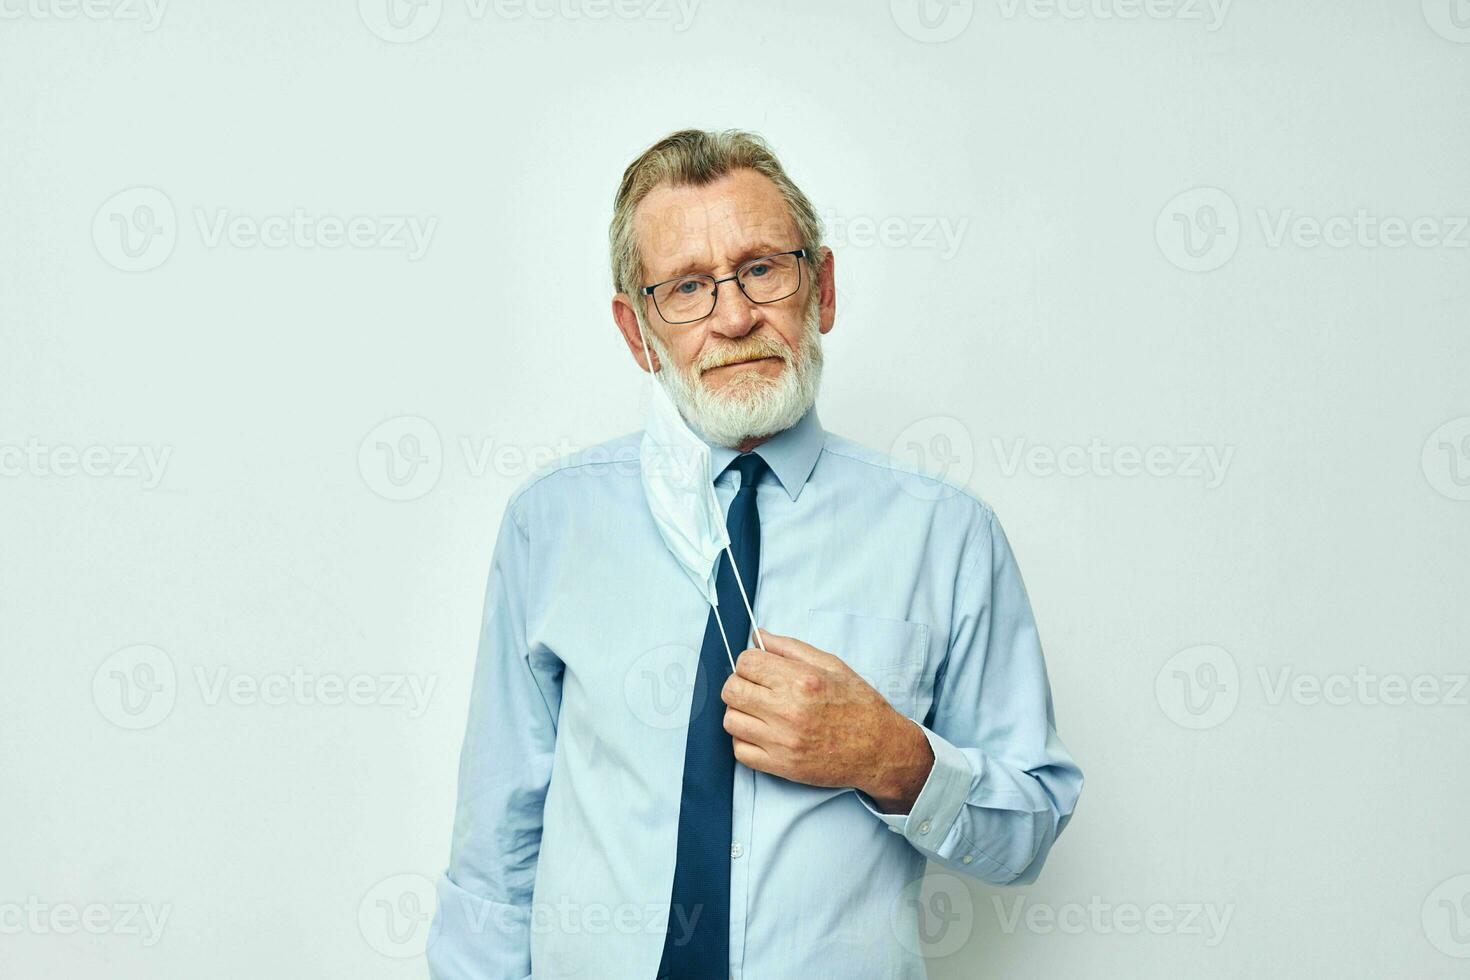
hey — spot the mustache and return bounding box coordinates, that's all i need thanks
[697,334,792,373]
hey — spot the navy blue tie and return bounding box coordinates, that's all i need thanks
[657,451,768,980]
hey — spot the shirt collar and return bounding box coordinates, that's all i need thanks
[705,403,825,502]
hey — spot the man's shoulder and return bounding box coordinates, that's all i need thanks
[817,430,996,523]
[505,429,644,517]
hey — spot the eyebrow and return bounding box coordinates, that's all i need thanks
[658,241,788,282]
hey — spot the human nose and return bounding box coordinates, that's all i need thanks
[705,273,760,339]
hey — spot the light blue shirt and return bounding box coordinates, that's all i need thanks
[428,405,1083,980]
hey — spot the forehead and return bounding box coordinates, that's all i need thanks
[634,168,799,280]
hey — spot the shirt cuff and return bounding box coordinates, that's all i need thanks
[854,724,976,851]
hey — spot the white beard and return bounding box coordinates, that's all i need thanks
[644,296,824,449]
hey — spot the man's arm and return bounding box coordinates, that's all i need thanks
[429,502,561,980]
[853,507,1084,885]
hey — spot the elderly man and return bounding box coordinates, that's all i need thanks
[429,129,1083,980]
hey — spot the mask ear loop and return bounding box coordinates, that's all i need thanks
[638,322,767,672]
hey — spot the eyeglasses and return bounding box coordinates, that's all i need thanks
[641,248,807,325]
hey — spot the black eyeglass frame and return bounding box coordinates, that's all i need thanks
[640,248,808,325]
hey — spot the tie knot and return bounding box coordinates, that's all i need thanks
[724,452,769,490]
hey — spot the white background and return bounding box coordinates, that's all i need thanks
[3,1,1468,977]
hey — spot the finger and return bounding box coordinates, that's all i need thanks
[733,647,795,689]
[731,734,775,774]
[721,673,778,716]
[759,631,838,668]
[723,707,773,746]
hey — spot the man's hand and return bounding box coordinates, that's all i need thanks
[719,631,934,813]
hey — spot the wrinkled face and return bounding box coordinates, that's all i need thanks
[615,168,835,447]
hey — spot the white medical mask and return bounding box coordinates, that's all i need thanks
[638,323,766,670]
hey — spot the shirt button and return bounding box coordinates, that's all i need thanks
[730,841,744,858]
[962,854,974,864]
[918,820,931,835]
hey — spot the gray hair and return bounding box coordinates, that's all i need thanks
[609,128,825,321]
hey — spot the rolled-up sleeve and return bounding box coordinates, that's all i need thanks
[856,506,1083,885]
[429,501,561,979]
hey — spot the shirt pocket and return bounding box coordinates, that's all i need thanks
[804,607,929,719]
